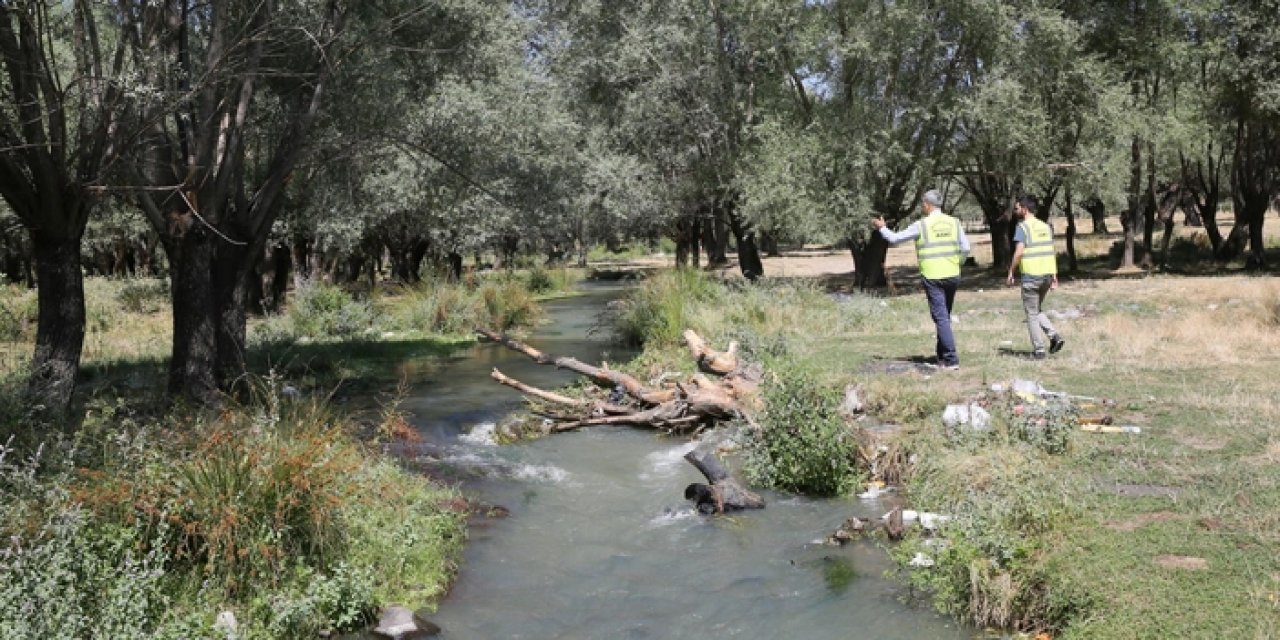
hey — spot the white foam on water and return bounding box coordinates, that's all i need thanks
[458,421,498,446]
[639,441,699,480]
[510,463,570,484]
[647,507,699,527]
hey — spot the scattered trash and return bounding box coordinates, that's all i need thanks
[908,552,935,568]
[857,480,894,500]
[1081,424,1141,434]
[882,508,950,531]
[942,403,992,432]
[839,384,865,416]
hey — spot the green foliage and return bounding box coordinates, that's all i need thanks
[0,385,465,638]
[609,269,722,347]
[289,283,375,339]
[0,286,36,341]
[391,276,544,335]
[891,447,1087,632]
[116,279,169,315]
[742,358,863,496]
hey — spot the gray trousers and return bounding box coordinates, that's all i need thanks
[1020,275,1058,353]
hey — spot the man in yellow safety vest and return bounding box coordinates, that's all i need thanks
[1006,195,1064,359]
[873,189,970,369]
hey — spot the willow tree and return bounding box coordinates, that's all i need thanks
[120,0,506,404]
[0,1,134,417]
[1219,0,1279,269]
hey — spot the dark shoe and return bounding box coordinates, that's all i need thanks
[1031,351,1047,360]
[1049,336,1065,354]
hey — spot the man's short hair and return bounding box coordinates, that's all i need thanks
[922,190,943,208]
[1017,195,1039,213]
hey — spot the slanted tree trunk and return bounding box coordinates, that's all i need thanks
[26,233,86,419]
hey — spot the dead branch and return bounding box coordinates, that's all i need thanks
[683,329,739,375]
[476,327,675,404]
[490,369,586,407]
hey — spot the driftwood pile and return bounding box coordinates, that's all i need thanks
[476,326,765,513]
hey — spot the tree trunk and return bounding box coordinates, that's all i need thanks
[1121,137,1142,269]
[852,231,889,289]
[168,230,219,406]
[447,250,463,282]
[214,240,250,392]
[989,214,1014,271]
[711,211,730,266]
[726,207,762,281]
[266,243,290,312]
[26,233,86,419]
[1085,198,1108,234]
[760,231,780,257]
[1065,186,1078,273]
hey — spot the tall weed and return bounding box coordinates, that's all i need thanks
[610,269,721,347]
[289,283,373,339]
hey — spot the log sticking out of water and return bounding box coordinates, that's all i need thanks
[476,326,755,434]
[683,450,765,514]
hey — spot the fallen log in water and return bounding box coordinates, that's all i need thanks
[476,326,755,434]
[683,449,765,514]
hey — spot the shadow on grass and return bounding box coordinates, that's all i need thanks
[79,335,476,399]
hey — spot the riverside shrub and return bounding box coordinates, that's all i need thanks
[742,359,862,496]
[0,388,465,637]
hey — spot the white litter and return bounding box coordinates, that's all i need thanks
[942,403,992,432]
[908,552,936,568]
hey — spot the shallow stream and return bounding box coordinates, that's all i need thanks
[397,282,967,639]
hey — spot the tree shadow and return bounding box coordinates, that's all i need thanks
[78,335,475,400]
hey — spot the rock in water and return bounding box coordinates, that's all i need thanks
[372,606,442,639]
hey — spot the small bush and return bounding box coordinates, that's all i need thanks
[289,283,373,339]
[0,286,37,341]
[117,279,169,315]
[0,442,171,640]
[742,359,863,496]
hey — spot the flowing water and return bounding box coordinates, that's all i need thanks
[397,282,968,640]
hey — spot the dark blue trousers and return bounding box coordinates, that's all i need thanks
[923,277,959,366]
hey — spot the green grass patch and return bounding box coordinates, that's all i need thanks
[0,386,465,639]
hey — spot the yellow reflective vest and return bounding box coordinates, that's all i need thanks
[1017,217,1057,276]
[914,213,963,279]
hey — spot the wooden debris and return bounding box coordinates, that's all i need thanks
[683,449,765,514]
[477,326,755,434]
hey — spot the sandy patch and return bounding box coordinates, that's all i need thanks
[1154,555,1209,570]
[1176,433,1227,451]
[1104,511,1181,532]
